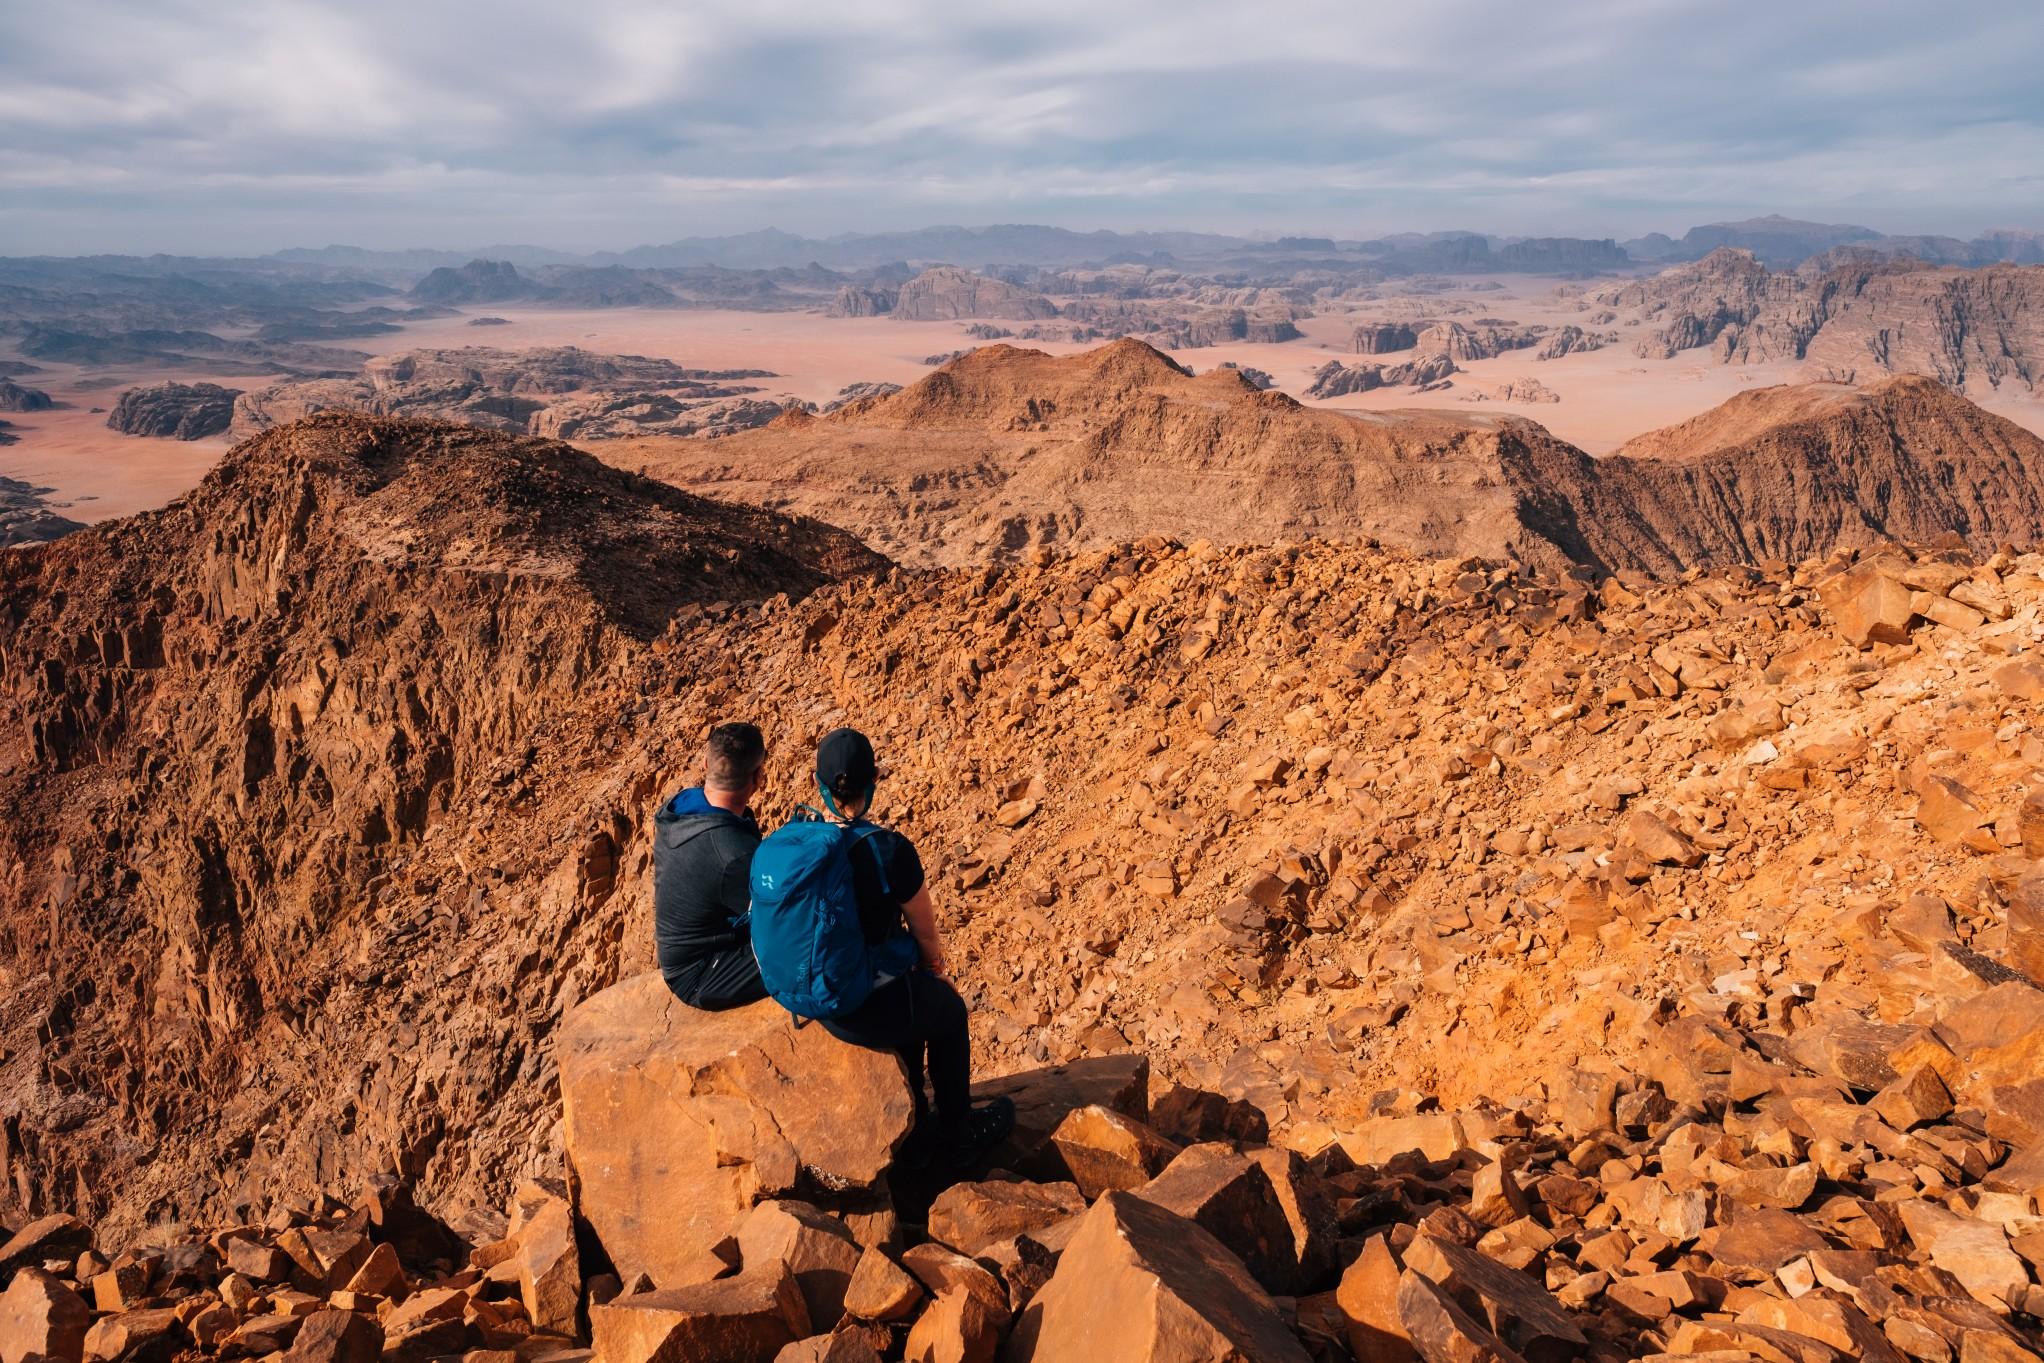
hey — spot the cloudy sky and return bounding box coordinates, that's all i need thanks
[3,0,2040,255]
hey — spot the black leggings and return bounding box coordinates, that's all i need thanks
[823,972,971,1129]
[664,947,767,1011]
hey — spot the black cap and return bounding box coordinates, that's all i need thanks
[816,727,878,802]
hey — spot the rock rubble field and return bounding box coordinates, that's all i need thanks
[2,409,2044,1360]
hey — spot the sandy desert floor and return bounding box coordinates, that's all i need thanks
[7,279,2044,526]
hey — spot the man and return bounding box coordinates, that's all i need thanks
[653,721,770,1010]
[802,727,1015,1169]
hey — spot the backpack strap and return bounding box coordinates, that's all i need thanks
[847,823,894,901]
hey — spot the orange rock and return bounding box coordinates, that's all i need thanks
[734,1201,860,1333]
[840,1247,922,1323]
[0,1268,90,1363]
[900,1289,999,1363]
[1005,1192,1310,1362]
[281,1310,383,1363]
[1335,1234,1417,1363]
[1823,566,1916,648]
[1046,1105,1180,1199]
[925,1182,1082,1258]
[558,975,913,1288]
[509,1181,582,1336]
[589,1267,809,1363]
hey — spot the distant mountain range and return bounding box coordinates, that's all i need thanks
[254,217,2044,279]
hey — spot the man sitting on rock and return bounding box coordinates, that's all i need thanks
[792,727,1015,1170]
[653,721,771,1010]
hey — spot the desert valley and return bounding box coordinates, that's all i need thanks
[9,4,2044,1362]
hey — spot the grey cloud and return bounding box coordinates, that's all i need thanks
[0,0,2039,254]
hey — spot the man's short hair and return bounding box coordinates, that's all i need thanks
[705,721,766,793]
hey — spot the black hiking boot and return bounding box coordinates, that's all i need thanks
[936,1096,1016,1172]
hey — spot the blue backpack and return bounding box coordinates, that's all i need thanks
[749,811,913,1020]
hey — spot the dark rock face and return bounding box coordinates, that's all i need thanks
[0,474,87,546]
[0,379,54,412]
[409,259,533,305]
[1495,236,1629,271]
[107,383,242,439]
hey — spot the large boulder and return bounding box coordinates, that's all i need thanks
[1004,1192,1311,1362]
[559,974,915,1288]
[0,1269,89,1363]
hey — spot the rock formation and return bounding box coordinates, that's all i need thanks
[603,339,2044,575]
[232,346,786,441]
[1601,250,2044,393]
[825,286,895,318]
[1533,325,1611,360]
[1414,320,1546,362]
[0,475,87,547]
[11,389,2044,1357]
[1353,322,1420,354]
[1306,356,1462,397]
[889,268,1058,322]
[821,382,902,413]
[1466,377,1559,403]
[0,380,53,412]
[106,382,242,439]
[408,259,534,305]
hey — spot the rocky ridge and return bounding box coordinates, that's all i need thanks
[608,338,2044,576]
[6,457,2044,1359]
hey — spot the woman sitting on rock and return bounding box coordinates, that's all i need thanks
[764,726,1015,1171]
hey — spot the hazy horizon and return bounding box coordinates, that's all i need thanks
[4,0,2042,257]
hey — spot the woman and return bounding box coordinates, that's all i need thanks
[808,726,1015,1170]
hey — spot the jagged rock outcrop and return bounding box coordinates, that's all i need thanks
[889,268,1058,322]
[1352,322,1419,354]
[825,286,895,318]
[1414,320,1546,362]
[1601,250,2044,393]
[1304,352,1458,397]
[232,346,784,441]
[106,383,242,439]
[1533,325,1609,360]
[0,380,53,413]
